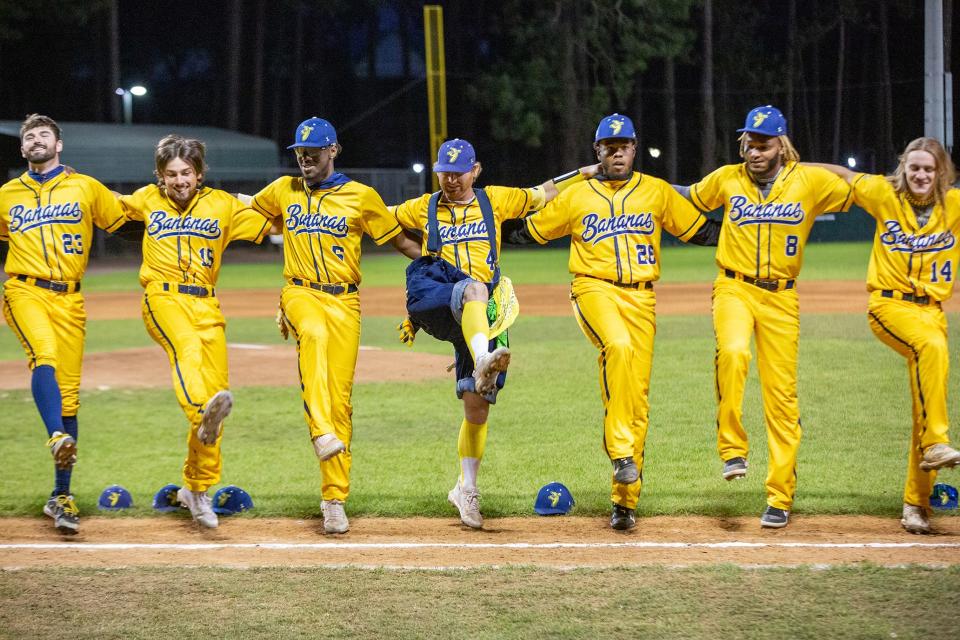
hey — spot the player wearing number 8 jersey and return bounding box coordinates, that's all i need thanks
[117,135,271,529]
[679,106,853,528]
[510,114,719,530]
[1,114,127,533]
[810,138,960,534]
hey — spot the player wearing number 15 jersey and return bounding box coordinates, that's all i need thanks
[1,114,127,534]
[118,135,271,529]
[680,106,853,529]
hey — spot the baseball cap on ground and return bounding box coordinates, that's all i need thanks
[432,139,476,173]
[737,105,787,136]
[212,485,254,515]
[594,113,636,142]
[930,483,959,510]
[97,484,133,510]
[534,481,575,515]
[287,117,337,149]
[152,483,182,512]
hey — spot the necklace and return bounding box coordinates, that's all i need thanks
[904,190,935,207]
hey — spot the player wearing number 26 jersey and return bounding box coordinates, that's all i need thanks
[1,114,127,534]
[683,106,853,529]
[811,137,960,534]
[118,135,271,529]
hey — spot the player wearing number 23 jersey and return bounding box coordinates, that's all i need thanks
[684,106,853,529]
[812,137,960,534]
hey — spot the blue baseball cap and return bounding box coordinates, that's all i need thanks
[287,117,338,150]
[432,139,476,173]
[737,105,787,136]
[930,483,959,510]
[212,485,254,515]
[98,484,133,510]
[152,483,182,512]
[534,481,575,515]
[594,114,636,142]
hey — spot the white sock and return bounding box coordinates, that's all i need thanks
[470,335,489,360]
[460,457,480,490]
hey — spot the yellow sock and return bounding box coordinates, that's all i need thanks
[461,300,489,360]
[458,418,488,489]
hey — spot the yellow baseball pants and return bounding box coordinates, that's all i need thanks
[2,277,85,416]
[281,284,361,502]
[570,276,656,510]
[713,275,800,511]
[867,292,950,507]
[142,283,228,493]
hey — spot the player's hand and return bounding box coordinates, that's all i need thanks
[581,163,602,179]
[397,318,417,347]
[63,165,77,175]
[276,304,289,340]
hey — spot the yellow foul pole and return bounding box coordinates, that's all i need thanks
[423,5,447,191]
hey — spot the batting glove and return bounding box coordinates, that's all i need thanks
[397,317,417,347]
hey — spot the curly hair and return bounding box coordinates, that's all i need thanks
[154,134,208,186]
[738,133,800,163]
[886,137,956,205]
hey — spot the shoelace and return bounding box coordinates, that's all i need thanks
[57,495,79,516]
[463,490,480,512]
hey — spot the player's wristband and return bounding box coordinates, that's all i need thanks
[553,170,586,192]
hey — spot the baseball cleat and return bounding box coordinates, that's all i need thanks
[177,488,218,529]
[722,457,748,481]
[760,506,789,528]
[900,503,931,534]
[472,347,510,395]
[610,503,636,530]
[919,443,960,471]
[197,390,233,445]
[321,499,350,534]
[312,433,346,461]
[448,481,483,529]
[46,431,77,470]
[43,494,80,534]
[611,457,639,484]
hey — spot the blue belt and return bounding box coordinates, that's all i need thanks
[290,278,358,295]
[16,275,80,293]
[162,283,214,297]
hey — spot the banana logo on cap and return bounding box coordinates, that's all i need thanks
[752,112,769,128]
[300,125,314,141]
[610,119,624,135]
[548,490,561,507]
[109,491,120,507]
[447,147,462,163]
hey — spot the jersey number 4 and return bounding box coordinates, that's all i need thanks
[931,260,953,283]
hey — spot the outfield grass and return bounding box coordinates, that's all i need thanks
[2,565,958,640]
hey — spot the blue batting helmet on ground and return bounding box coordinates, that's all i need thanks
[737,105,788,136]
[97,485,133,510]
[930,483,959,510]
[212,485,254,515]
[152,483,182,512]
[534,482,575,515]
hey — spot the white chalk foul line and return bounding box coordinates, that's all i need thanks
[1,541,959,551]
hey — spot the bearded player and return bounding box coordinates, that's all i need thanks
[250,117,420,534]
[116,135,271,529]
[393,138,599,528]
[506,114,720,530]
[676,106,853,528]
[809,138,960,534]
[0,114,127,533]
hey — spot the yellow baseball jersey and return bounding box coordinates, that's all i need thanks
[690,161,853,279]
[251,177,401,285]
[0,171,126,281]
[393,186,545,283]
[851,175,960,302]
[120,185,270,288]
[524,173,706,283]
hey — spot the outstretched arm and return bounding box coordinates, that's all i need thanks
[804,162,856,183]
[390,229,422,260]
[539,163,602,203]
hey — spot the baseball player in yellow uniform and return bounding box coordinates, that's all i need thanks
[0,114,127,533]
[250,117,420,534]
[117,135,271,529]
[678,106,853,528]
[508,114,719,530]
[809,138,960,534]
[394,138,599,529]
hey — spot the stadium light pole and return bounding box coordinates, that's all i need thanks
[115,85,147,125]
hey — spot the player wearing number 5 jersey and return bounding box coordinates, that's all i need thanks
[250,117,420,535]
[1,114,127,534]
[810,138,960,534]
[510,114,719,530]
[116,135,271,529]
[678,106,853,528]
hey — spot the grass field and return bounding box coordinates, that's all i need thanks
[3,242,959,639]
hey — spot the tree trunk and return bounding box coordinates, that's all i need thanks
[700,0,716,175]
[226,0,242,130]
[665,58,679,183]
[810,0,821,158]
[879,0,893,164]
[634,73,644,172]
[832,17,845,163]
[560,5,581,168]
[108,0,121,123]
[291,2,305,123]
[787,0,796,126]
[251,0,265,135]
